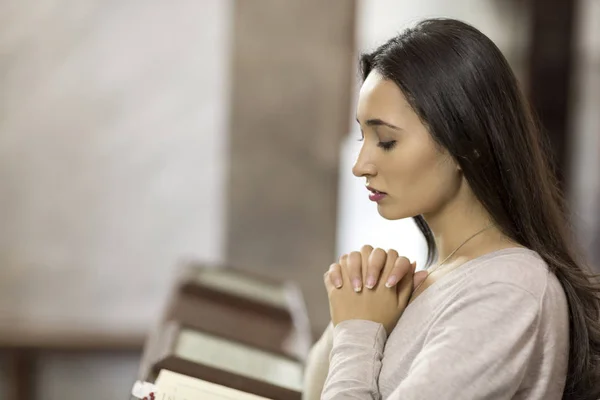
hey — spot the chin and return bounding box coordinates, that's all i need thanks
[376,204,410,220]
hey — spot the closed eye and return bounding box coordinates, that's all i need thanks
[377,140,397,151]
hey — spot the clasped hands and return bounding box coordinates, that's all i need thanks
[324,245,428,334]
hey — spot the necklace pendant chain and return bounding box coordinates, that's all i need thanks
[427,222,496,277]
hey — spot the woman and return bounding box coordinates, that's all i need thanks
[311,18,600,399]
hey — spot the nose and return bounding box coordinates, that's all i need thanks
[352,146,377,178]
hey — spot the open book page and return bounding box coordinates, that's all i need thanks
[154,369,272,400]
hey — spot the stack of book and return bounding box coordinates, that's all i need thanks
[133,262,313,399]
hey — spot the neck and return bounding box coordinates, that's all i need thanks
[423,182,514,264]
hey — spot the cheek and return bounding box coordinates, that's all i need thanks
[384,149,459,217]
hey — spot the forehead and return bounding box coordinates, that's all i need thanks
[357,70,412,120]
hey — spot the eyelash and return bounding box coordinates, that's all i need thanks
[378,140,397,151]
[357,137,397,151]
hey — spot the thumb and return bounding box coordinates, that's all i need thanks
[413,270,428,290]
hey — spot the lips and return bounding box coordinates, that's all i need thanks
[366,186,387,202]
[366,186,387,195]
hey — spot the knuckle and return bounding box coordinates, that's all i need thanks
[349,251,361,264]
[372,247,385,256]
[393,257,412,274]
[361,244,374,254]
[325,263,339,276]
[396,256,411,266]
[369,248,387,270]
[348,252,362,273]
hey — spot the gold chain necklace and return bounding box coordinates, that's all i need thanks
[413,222,495,292]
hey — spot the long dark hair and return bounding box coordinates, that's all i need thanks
[360,18,600,399]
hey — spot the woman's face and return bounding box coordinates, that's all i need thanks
[353,70,462,220]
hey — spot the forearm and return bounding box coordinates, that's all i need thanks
[321,320,387,400]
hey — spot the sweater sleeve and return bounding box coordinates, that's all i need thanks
[322,319,387,400]
[302,323,334,400]
[322,282,540,400]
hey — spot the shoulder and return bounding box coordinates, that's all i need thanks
[427,248,569,334]
[464,247,557,301]
[461,248,570,385]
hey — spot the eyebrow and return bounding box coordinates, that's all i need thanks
[356,118,401,130]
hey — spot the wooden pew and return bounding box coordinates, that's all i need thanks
[136,263,311,399]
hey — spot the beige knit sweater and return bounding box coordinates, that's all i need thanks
[303,248,569,400]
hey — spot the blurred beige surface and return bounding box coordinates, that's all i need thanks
[0,0,232,398]
[0,0,232,337]
[570,0,600,264]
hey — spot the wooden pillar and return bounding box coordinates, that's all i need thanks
[6,350,35,400]
[527,0,579,191]
[226,1,356,330]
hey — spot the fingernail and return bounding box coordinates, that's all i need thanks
[385,275,398,288]
[365,276,376,289]
[334,278,343,288]
[353,278,362,292]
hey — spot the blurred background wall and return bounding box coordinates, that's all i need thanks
[0,0,232,398]
[0,0,598,399]
[571,0,600,265]
[0,0,232,341]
